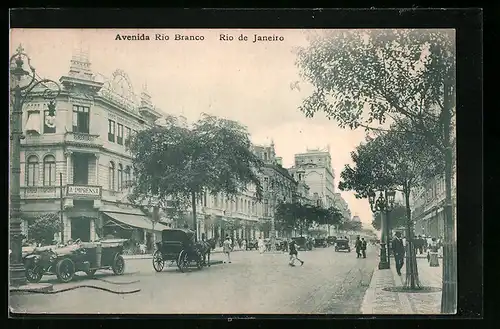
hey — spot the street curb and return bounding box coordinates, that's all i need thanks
[360,270,378,314]
[10,283,53,294]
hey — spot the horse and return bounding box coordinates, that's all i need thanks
[196,238,217,267]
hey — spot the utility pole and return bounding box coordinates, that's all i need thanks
[59,173,64,244]
[441,81,456,314]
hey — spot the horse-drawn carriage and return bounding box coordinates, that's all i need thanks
[152,229,213,273]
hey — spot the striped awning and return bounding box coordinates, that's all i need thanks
[103,212,168,231]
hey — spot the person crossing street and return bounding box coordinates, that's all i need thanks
[288,239,304,267]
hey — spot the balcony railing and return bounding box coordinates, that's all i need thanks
[65,132,102,147]
[22,186,60,199]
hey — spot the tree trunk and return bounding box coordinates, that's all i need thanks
[404,185,420,289]
[441,81,457,314]
[191,191,197,242]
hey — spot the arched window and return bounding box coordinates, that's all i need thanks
[26,155,39,186]
[43,155,56,186]
[124,166,131,188]
[108,162,115,190]
[117,164,123,190]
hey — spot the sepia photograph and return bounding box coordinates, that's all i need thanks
[9,27,457,315]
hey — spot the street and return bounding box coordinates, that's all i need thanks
[10,246,377,314]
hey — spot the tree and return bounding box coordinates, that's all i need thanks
[372,203,407,231]
[28,213,60,245]
[296,29,456,312]
[128,114,264,241]
[339,121,442,289]
[339,220,362,232]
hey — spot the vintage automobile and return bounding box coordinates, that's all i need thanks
[291,237,312,251]
[246,239,258,250]
[335,238,351,252]
[152,229,207,273]
[314,237,328,248]
[327,236,337,246]
[23,238,127,283]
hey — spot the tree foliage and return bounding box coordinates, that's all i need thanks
[339,120,444,198]
[339,220,362,232]
[296,29,455,151]
[127,114,265,235]
[371,203,407,231]
[28,213,60,244]
[275,202,343,236]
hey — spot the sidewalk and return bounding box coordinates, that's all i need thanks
[361,257,442,314]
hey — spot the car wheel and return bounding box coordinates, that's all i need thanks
[25,265,43,283]
[56,258,75,283]
[112,255,125,275]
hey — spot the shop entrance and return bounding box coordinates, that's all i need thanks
[71,217,91,242]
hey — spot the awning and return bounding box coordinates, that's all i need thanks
[103,212,168,231]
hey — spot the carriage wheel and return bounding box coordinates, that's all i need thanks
[152,250,165,272]
[177,250,189,273]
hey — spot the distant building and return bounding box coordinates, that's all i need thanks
[410,172,457,238]
[289,147,336,208]
[333,193,352,221]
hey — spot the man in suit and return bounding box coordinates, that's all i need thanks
[361,238,367,258]
[392,231,405,276]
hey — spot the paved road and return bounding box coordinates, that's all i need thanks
[10,247,377,314]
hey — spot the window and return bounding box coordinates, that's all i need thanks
[72,105,90,133]
[43,110,56,133]
[117,124,124,145]
[108,120,115,142]
[117,164,123,190]
[125,127,131,145]
[26,155,39,186]
[108,162,115,190]
[43,155,56,186]
[124,166,131,188]
[203,191,207,207]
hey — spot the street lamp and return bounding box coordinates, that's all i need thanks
[368,190,396,270]
[9,45,61,287]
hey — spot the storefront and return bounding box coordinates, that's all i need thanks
[99,204,168,252]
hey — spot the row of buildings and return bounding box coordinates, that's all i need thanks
[15,50,352,248]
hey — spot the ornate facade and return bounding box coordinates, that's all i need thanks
[19,51,166,245]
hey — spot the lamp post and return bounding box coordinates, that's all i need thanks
[368,190,396,270]
[9,45,61,287]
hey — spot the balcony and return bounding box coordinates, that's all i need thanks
[22,186,60,199]
[66,184,102,200]
[64,132,102,148]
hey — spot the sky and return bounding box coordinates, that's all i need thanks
[10,28,374,227]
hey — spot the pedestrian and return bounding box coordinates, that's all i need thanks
[391,231,405,276]
[355,236,362,258]
[416,235,424,254]
[242,238,247,251]
[258,236,265,254]
[288,239,304,267]
[223,235,232,263]
[361,238,367,258]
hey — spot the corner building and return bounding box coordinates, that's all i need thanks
[19,52,168,244]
